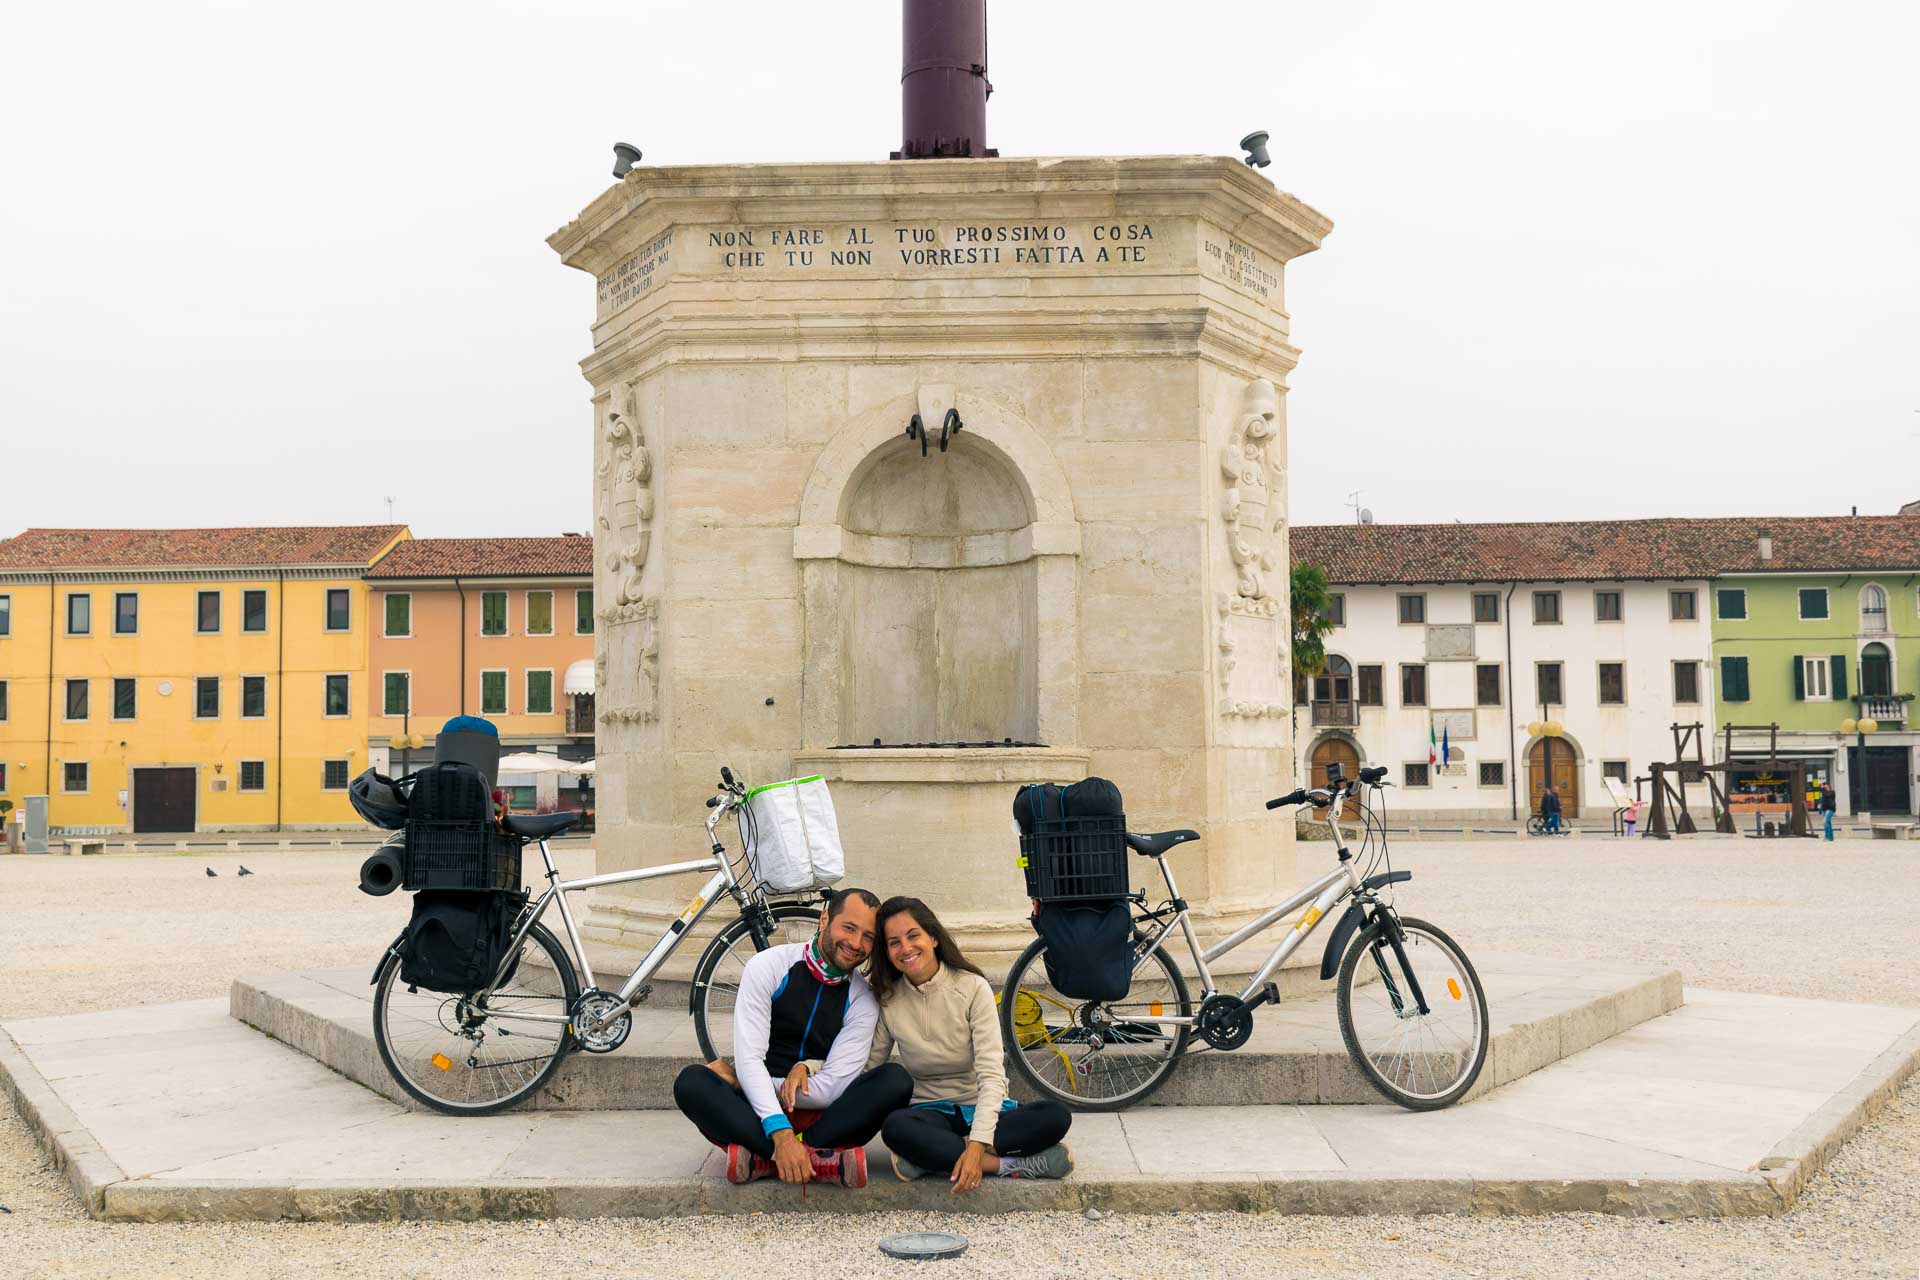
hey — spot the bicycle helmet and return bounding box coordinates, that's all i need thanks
[349,767,410,829]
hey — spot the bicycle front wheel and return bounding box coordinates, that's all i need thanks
[1335,915,1488,1110]
[690,902,824,1063]
[1001,932,1191,1111]
[372,920,579,1116]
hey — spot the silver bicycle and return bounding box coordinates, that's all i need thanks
[370,766,824,1116]
[1002,762,1490,1111]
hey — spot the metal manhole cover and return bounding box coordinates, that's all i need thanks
[878,1231,969,1261]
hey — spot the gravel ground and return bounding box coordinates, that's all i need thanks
[1,837,1917,1278]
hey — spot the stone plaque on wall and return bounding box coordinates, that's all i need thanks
[1425,624,1475,661]
[1432,709,1476,742]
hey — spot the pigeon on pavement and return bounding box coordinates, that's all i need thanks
[205,867,217,877]
[238,866,254,876]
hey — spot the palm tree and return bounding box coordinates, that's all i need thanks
[1291,563,1336,686]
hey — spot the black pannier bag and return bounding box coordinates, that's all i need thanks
[1034,901,1133,1002]
[398,889,524,994]
[1016,776,1133,1000]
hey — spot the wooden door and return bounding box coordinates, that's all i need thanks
[1308,738,1363,819]
[133,768,196,833]
[1527,740,1579,819]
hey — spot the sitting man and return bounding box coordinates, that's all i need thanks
[672,887,910,1187]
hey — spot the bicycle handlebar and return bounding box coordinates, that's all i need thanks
[1266,788,1308,810]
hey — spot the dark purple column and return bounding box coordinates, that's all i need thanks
[897,0,995,159]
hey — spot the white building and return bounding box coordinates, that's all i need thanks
[1291,523,1717,822]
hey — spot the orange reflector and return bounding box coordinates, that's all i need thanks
[1446,979,1462,1001]
[431,1053,453,1072]
[1150,1001,1163,1017]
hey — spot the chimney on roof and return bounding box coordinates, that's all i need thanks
[1901,499,1920,515]
[1757,527,1773,561]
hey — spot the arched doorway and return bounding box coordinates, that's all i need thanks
[1308,736,1363,818]
[1861,642,1893,697]
[1527,738,1579,818]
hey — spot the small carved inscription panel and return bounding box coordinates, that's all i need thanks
[1201,233,1280,303]
[596,231,673,312]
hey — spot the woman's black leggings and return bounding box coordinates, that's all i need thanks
[673,1062,912,1158]
[880,1101,1072,1171]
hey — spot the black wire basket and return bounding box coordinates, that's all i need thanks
[402,821,523,892]
[1019,814,1129,902]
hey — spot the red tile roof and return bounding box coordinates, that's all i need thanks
[0,526,407,571]
[1292,515,1920,584]
[366,537,594,580]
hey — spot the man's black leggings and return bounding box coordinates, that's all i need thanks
[673,1062,913,1158]
[881,1100,1072,1171]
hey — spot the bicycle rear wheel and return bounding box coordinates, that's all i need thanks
[1001,932,1191,1111]
[690,902,824,1063]
[1335,914,1488,1110]
[372,920,579,1116]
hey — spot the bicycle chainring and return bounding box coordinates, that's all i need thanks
[1196,994,1254,1051]
[571,990,633,1054]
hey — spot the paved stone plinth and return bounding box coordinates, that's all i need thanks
[5,985,1915,1222]
[231,951,1681,1110]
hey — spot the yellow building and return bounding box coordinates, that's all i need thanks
[0,526,407,833]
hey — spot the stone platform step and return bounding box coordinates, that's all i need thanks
[230,952,1682,1111]
[5,992,1916,1221]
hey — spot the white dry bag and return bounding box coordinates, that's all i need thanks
[743,775,846,893]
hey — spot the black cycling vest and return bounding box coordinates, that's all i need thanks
[763,959,852,1077]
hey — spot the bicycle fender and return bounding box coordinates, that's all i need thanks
[1319,903,1367,981]
[371,930,406,985]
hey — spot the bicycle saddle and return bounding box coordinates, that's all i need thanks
[1126,829,1201,858]
[503,812,583,840]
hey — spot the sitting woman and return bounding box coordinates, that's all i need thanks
[867,896,1072,1190]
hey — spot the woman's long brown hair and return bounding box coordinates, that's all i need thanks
[869,896,986,1004]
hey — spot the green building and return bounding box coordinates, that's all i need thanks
[1709,517,1920,818]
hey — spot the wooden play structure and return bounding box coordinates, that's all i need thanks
[1634,722,1809,840]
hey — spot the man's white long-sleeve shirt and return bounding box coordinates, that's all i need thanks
[730,941,878,1138]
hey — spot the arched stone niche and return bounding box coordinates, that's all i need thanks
[794,386,1081,751]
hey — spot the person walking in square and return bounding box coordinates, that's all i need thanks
[1541,783,1564,835]
[866,897,1073,1190]
[1817,781,1837,841]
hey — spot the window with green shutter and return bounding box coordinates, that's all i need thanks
[481,592,507,636]
[526,592,553,636]
[576,590,594,635]
[383,672,410,716]
[481,670,508,715]
[384,593,411,637]
[1721,655,1750,702]
[1798,588,1829,620]
[1830,655,1847,701]
[1716,589,1746,620]
[526,669,553,715]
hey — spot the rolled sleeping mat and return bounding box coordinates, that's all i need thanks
[359,835,406,896]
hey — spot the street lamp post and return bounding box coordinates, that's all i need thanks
[1525,708,1566,825]
[1841,716,1879,824]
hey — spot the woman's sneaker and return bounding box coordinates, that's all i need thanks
[1001,1145,1073,1180]
[808,1145,867,1188]
[889,1151,928,1181]
[725,1143,775,1185]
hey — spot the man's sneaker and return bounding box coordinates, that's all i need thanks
[1004,1144,1074,1180]
[725,1143,774,1185]
[889,1151,928,1181]
[809,1145,867,1188]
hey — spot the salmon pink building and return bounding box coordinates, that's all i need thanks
[365,536,596,813]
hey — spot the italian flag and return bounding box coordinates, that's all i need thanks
[1428,725,1438,766]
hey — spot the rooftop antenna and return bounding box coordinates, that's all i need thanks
[385,496,395,522]
[1346,490,1365,524]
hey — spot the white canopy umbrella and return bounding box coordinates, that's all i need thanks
[496,752,585,775]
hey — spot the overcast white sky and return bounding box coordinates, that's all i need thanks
[3,1,1914,537]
